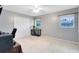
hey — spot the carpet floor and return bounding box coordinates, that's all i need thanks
[15,36,79,53]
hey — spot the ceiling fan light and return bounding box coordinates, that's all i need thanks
[33,9,40,13]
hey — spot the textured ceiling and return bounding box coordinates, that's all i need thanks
[3,5,78,16]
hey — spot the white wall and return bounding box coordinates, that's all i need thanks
[14,14,33,38]
[0,9,14,33]
[38,8,78,42]
[0,9,34,39]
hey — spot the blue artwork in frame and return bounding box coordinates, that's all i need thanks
[60,14,75,28]
[35,19,41,29]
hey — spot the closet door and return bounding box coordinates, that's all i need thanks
[14,15,33,38]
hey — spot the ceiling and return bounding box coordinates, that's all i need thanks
[3,5,78,17]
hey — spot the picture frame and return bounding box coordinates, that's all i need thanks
[60,14,75,28]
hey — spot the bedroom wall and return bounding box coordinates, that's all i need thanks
[38,8,78,42]
[0,9,14,33]
[0,9,34,38]
[14,14,33,38]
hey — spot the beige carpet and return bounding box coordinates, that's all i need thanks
[15,36,79,53]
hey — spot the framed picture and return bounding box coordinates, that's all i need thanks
[35,19,41,29]
[60,14,75,28]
